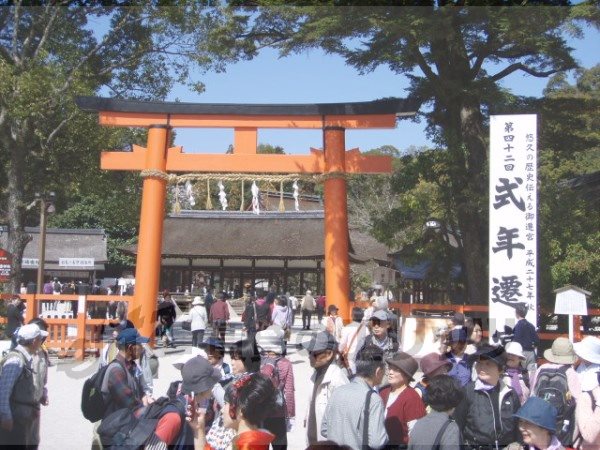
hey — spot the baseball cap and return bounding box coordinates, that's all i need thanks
[17,324,48,341]
[199,337,225,349]
[371,310,389,321]
[180,356,222,395]
[301,331,337,353]
[469,344,506,367]
[116,328,149,345]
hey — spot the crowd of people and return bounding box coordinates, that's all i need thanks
[1,289,600,450]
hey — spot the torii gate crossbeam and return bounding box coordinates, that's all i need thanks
[77,97,418,339]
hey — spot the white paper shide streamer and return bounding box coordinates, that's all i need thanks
[293,181,300,212]
[185,181,195,207]
[218,180,228,210]
[251,181,260,215]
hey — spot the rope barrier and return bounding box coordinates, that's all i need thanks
[140,170,368,184]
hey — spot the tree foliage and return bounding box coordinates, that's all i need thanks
[536,66,600,306]
[0,4,226,291]
[348,66,600,306]
[197,1,596,303]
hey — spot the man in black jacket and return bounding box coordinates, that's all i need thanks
[454,345,520,449]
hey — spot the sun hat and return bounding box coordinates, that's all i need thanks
[543,337,577,365]
[371,310,389,322]
[513,397,558,432]
[300,331,337,353]
[116,327,149,345]
[386,352,419,380]
[192,296,204,306]
[306,290,312,295]
[573,336,600,365]
[256,325,285,354]
[420,352,453,378]
[17,324,48,341]
[469,344,506,368]
[505,341,526,360]
[180,356,222,395]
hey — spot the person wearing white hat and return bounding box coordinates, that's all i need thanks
[256,326,295,448]
[574,336,600,378]
[573,336,600,450]
[503,341,530,405]
[190,296,208,348]
[0,323,48,446]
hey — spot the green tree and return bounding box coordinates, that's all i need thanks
[0,5,216,291]
[536,67,600,306]
[197,2,595,303]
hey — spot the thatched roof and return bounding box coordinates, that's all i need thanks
[348,226,391,264]
[122,211,391,263]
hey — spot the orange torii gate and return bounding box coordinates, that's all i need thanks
[77,97,417,338]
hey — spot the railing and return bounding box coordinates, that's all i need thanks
[1,294,133,360]
[355,301,600,341]
[2,295,598,360]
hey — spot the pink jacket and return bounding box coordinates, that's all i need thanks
[260,356,295,419]
[576,386,600,450]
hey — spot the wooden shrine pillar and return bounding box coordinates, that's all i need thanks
[323,127,351,323]
[132,125,170,338]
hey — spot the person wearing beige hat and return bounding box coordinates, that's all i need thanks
[531,337,579,393]
[379,352,426,447]
[190,296,208,347]
[530,337,581,447]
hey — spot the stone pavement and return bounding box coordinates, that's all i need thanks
[38,318,320,450]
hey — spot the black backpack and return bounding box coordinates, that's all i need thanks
[97,396,192,450]
[532,365,577,446]
[81,359,125,423]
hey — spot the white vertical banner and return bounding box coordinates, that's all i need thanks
[489,114,537,336]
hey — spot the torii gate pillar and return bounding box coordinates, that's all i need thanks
[131,125,170,337]
[323,127,351,322]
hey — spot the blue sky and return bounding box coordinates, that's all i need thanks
[169,28,599,155]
